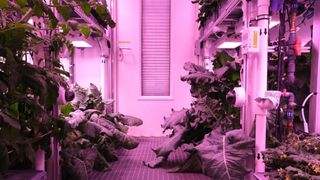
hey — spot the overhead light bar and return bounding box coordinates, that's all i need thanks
[72,40,92,48]
[217,41,242,49]
[269,14,280,29]
[269,21,280,29]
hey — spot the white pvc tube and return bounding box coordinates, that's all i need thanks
[101,54,107,100]
[255,0,270,173]
[301,93,316,133]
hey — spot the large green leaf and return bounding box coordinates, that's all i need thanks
[56,6,70,21]
[193,129,254,179]
[143,126,188,168]
[95,5,107,19]
[60,23,71,35]
[81,121,113,138]
[88,83,101,97]
[94,4,116,28]
[80,1,91,16]
[32,1,43,17]
[61,103,75,116]
[65,110,86,128]
[8,23,34,30]
[109,113,143,127]
[0,112,21,129]
[161,109,188,132]
[80,26,91,38]
[66,157,88,180]
[119,115,143,126]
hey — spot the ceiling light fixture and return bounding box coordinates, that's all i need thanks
[217,42,242,49]
[269,21,280,29]
[72,40,92,48]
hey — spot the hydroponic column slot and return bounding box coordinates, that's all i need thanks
[254,0,269,173]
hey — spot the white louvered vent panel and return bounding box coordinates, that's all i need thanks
[142,0,170,96]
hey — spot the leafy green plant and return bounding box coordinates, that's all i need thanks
[144,52,253,179]
[0,0,115,176]
[262,53,320,179]
[172,129,254,180]
[60,83,143,179]
[192,0,224,28]
[263,133,320,179]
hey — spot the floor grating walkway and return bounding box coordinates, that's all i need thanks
[89,137,211,180]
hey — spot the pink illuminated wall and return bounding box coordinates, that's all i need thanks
[73,41,102,90]
[117,0,199,136]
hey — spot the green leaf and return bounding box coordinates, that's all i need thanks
[114,115,143,127]
[0,0,8,8]
[21,7,28,14]
[105,9,116,28]
[16,0,27,7]
[35,0,58,29]
[80,1,91,16]
[57,6,70,21]
[54,68,70,77]
[9,23,34,30]
[81,121,113,137]
[90,27,103,37]
[60,23,71,35]
[189,130,254,179]
[49,19,59,29]
[95,5,107,18]
[66,41,74,56]
[33,2,43,17]
[8,103,19,120]
[61,103,74,116]
[67,157,88,180]
[0,112,21,129]
[79,26,91,38]
[52,0,58,5]
[65,110,87,128]
[231,72,240,81]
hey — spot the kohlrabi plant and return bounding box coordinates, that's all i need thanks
[60,83,143,180]
[144,52,254,179]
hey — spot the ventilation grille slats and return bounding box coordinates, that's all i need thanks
[142,0,170,96]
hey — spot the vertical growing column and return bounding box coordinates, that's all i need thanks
[255,0,269,173]
[309,0,320,133]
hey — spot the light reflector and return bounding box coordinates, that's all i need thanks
[217,42,241,49]
[72,40,92,48]
[269,21,280,29]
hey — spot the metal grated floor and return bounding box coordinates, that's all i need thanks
[4,170,46,180]
[89,137,211,180]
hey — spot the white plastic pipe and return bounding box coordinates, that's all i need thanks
[101,54,107,100]
[255,0,270,173]
[301,93,317,133]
